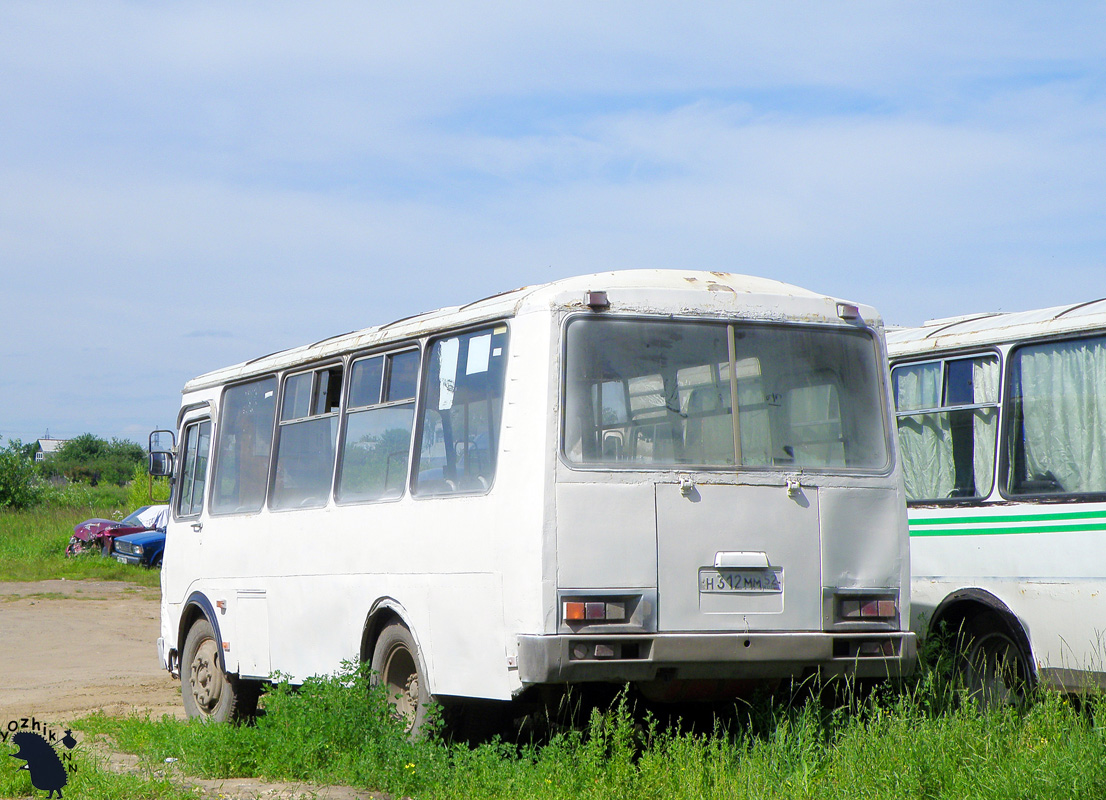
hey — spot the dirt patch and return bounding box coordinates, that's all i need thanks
[101,750,387,800]
[0,580,388,799]
[0,579,182,725]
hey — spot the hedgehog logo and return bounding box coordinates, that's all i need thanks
[9,731,68,798]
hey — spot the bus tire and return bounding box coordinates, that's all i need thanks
[181,617,250,723]
[958,612,1032,711]
[371,622,431,737]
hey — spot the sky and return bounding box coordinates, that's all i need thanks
[2,2,1105,446]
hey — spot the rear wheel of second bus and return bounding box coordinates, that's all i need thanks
[372,623,431,737]
[958,614,1032,711]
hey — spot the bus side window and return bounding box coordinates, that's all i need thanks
[337,350,419,503]
[177,420,211,517]
[415,326,509,495]
[211,377,278,515]
[271,365,343,511]
[1008,335,1106,496]
[892,355,998,502]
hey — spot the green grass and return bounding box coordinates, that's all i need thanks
[46,664,1106,800]
[0,744,193,800]
[0,507,160,586]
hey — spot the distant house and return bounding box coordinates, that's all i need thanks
[33,438,69,462]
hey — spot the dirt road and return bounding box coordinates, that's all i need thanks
[0,579,182,725]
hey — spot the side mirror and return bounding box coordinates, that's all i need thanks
[149,451,173,477]
[148,429,176,478]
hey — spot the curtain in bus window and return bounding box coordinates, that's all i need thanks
[415,327,508,495]
[211,378,277,514]
[972,358,998,499]
[894,363,954,500]
[1011,336,1106,495]
[734,358,771,465]
[894,358,998,501]
[787,382,845,467]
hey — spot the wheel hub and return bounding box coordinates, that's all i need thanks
[189,639,223,714]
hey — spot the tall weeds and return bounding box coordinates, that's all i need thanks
[67,656,1106,800]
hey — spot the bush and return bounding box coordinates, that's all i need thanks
[0,439,42,510]
[126,462,171,509]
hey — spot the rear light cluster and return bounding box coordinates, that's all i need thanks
[832,593,899,627]
[840,599,896,620]
[563,600,627,623]
[558,592,651,633]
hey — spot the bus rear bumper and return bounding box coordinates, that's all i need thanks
[517,631,917,685]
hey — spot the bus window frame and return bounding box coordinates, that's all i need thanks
[890,347,1003,507]
[209,375,280,518]
[409,320,511,500]
[268,360,345,513]
[998,331,1106,504]
[176,416,212,520]
[559,312,896,477]
[333,344,422,507]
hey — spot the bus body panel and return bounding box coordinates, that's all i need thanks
[160,270,915,713]
[655,481,822,632]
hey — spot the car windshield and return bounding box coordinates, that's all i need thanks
[120,506,152,526]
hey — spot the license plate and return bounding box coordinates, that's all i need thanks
[698,567,782,593]
[114,554,128,564]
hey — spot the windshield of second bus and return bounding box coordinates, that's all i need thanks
[563,317,888,471]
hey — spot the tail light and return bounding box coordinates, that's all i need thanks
[563,600,626,623]
[834,592,899,626]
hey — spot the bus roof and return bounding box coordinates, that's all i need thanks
[887,297,1106,358]
[184,269,878,393]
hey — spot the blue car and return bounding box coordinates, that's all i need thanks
[112,528,166,568]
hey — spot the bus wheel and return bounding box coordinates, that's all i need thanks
[958,615,1032,711]
[182,618,248,722]
[372,623,430,737]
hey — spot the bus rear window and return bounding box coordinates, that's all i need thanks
[563,318,887,471]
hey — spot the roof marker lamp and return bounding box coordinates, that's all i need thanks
[585,290,609,310]
[837,303,860,320]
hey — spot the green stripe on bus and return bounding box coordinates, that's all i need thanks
[909,508,1106,526]
[910,523,1106,537]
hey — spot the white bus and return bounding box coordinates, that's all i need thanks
[156,270,915,730]
[888,299,1106,700]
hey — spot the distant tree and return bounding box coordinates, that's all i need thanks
[0,439,42,509]
[42,434,145,486]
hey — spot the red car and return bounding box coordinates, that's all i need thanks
[66,504,169,556]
